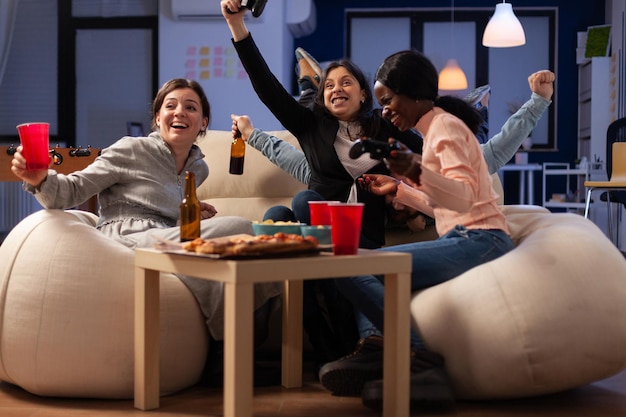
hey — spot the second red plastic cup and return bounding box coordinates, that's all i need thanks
[328,202,364,255]
[16,122,50,171]
[308,200,339,226]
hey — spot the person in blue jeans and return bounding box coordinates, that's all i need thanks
[315,50,519,411]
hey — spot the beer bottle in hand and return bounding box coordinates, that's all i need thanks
[180,171,201,242]
[229,129,245,175]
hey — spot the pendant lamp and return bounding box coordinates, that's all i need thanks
[438,0,468,90]
[439,59,468,90]
[482,1,526,47]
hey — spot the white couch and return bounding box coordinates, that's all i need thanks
[1,130,625,400]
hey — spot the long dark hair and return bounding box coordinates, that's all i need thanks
[315,60,383,139]
[375,50,482,134]
[151,78,211,137]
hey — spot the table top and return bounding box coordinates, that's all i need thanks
[498,163,542,172]
[135,247,412,284]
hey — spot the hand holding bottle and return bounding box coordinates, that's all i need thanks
[229,120,246,175]
[230,114,254,141]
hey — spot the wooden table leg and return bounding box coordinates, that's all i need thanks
[223,282,254,417]
[383,272,411,417]
[134,267,160,410]
[281,280,303,388]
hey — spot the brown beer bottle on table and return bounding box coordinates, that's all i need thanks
[229,128,245,175]
[180,171,201,242]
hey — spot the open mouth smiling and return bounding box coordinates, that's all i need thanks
[331,96,348,105]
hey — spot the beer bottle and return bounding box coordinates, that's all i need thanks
[229,129,245,175]
[180,171,201,242]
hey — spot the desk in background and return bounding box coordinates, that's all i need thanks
[497,164,542,205]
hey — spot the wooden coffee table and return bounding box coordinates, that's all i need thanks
[134,248,412,417]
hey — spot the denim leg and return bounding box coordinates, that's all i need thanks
[335,227,514,348]
[475,106,489,145]
[291,189,325,224]
[354,305,382,339]
[382,227,514,290]
[263,205,296,222]
[335,273,423,347]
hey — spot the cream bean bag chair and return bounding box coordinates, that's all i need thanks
[0,209,208,398]
[411,204,626,399]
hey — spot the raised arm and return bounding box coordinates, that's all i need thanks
[221,0,249,41]
[481,70,555,174]
[232,114,311,184]
[248,129,311,185]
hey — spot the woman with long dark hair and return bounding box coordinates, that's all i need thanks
[319,50,516,411]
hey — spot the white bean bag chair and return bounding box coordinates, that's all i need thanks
[0,209,208,399]
[411,204,626,399]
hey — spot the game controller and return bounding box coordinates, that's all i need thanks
[349,138,400,160]
[226,0,267,17]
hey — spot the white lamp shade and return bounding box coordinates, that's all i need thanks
[482,2,526,48]
[438,59,468,90]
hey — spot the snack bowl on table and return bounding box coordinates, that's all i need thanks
[251,220,304,236]
[300,225,332,245]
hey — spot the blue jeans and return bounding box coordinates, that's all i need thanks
[263,189,324,224]
[335,225,515,348]
[476,106,489,144]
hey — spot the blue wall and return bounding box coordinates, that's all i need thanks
[294,0,606,203]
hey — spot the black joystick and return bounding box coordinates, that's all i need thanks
[226,0,267,17]
[349,139,400,160]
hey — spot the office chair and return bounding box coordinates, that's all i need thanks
[584,117,626,244]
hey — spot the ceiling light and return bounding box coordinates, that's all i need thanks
[438,0,468,91]
[482,1,526,48]
[439,59,468,90]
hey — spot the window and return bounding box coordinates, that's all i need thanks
[0,0,57,142]
[347,8,557,150]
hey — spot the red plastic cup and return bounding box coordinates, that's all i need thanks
[308,200,339,226]
[16,122,50,171]
[328,202,364,255]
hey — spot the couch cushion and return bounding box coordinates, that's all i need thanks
[411,205,626,399]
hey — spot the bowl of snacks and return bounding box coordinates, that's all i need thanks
[252,220,304,236]
[300,225,332,245]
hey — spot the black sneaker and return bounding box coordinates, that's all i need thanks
[318,335,383,396]
[361,349,455,411]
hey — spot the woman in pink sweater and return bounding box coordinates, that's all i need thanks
[319,50,516,411]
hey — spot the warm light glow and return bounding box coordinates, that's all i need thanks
[439,59,468,90]
[482,2,526,48]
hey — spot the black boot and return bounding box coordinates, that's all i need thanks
[318,335,384,397]
[361,348,455,412]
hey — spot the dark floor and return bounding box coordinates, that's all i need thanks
[1,364,626,417]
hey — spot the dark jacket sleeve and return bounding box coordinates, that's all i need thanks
[232,34,316,137]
